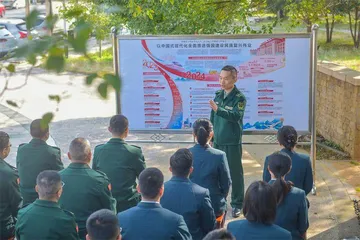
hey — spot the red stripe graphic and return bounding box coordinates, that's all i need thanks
[141,40,218,82]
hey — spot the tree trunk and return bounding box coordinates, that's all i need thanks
[330,14,335,43]
[277,9,284,19]
[348,12,357,47]
[325,16,330,43]
[356,7,360,48]
[307,25,312,33]
[99,40,102,58]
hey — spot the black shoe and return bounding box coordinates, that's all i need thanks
[232,208,241,218]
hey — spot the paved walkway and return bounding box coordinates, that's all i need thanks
[1,104,359,239]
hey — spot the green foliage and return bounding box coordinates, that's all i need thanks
[266,0,286,15]
[90,0,262,34]
[5,64,15,73]
[59,1,112,41]
[285,0,326,32]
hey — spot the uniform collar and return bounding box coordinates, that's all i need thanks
[170,176,191,182]
[225,85,239,100]
[68,162,90,169]
[138,202,161,209]
[268,179,276,185]
[281,148,294,155]
[194,143,210,149]
[0,157,16,170]
[34,199,60,208]
[30,138,47,145]
[108,138,126,144]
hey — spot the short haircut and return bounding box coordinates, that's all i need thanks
[203,229,235,240]
[109,115,128,135]
[0,131,10,151]
[139,167,164,199]
[36,170,62,198]
[243,181,277,225]
[86,209,120,240]
[221,65,238,80]
[170,148,193,177]
[69,137,91,162]
[30,119,49,138]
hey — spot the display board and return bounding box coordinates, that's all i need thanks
[118,34,311,133]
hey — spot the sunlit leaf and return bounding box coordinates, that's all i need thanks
[26,9,40,30]
[86,73,98,85]
[27,54,37,66]
[45,48,65,73]
[40,112,54,129]
[97,82,108,99]
[48,95,61,104]
[6,64,15,73]
[6,100,19,108]
[103,74,121,91]
[45,14,59,31]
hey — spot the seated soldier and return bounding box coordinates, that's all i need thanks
[16,119,64,204]
[92,115,146,213]
[160,148,216,240]
[86,209,122,240]
[59,138,117,239]
[0,132,22,240]
[15,170,79,239]
[117,167,192,240]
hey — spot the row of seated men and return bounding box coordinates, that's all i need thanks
[0,114,313,240]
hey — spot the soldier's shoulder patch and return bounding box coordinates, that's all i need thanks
[50,146,61,151]
[62,209,76,218]
[130,144,141,149]
[18,143,26,148]
[20,203,31,209]
[238,101,246,110]
[94,170,110,182]
[94,169,107,176]
[215,90,222,95]
[95,144,105,150]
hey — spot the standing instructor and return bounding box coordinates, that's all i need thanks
[210,65,246,218]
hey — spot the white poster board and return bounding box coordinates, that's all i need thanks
[118,34,311,133]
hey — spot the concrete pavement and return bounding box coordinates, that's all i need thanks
[0,67,359,239]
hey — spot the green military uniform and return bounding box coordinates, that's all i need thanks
[210,85,246,209]
[0,158,22,239]
[16,139,64,204]
[92,138,146,213]
[59,163,117,240]
[15,199,79,240]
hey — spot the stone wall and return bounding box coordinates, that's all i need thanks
[316,62,360,159]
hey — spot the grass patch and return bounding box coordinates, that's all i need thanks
[351,161,360,166]
[297,144,351,160]
[317,31,360,71]
[65,48,113,74]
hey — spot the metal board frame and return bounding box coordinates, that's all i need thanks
[113,32,313,135]
[112,27,319,195]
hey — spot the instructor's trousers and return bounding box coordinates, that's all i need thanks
[213,143,244,209]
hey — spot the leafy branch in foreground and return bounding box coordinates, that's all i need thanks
[0,9,121,126]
